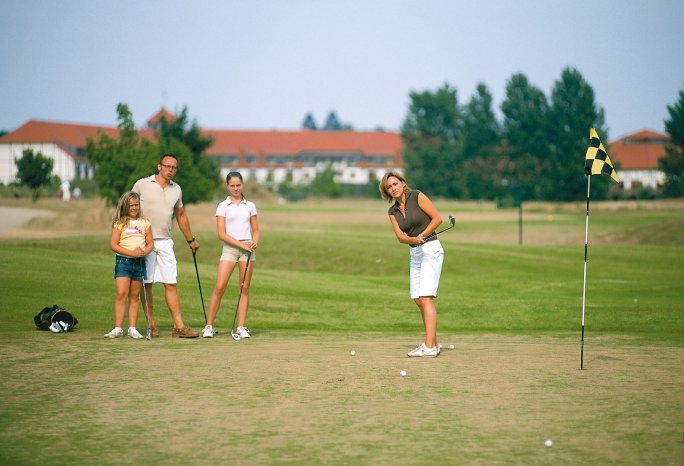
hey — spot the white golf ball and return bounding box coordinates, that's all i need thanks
[400,370,407,377]
[544,439,553,448]
[449,344,455,350]
[350,350,356,356]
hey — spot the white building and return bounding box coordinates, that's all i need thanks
[609,129,668,190]
[0,110,403,187]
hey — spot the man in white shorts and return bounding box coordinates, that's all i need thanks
[132,153,200,338]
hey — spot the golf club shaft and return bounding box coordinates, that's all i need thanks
[140,260,152,340]
[433,216,456,236]
[433,225,453,235]
[192,251,208,324]
[231,251,252,333]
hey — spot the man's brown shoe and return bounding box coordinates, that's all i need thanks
[173,326,199,338]
[151,326,159,338]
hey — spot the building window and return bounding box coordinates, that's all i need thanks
[219,155,239,165]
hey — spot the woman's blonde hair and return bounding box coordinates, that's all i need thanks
[112,191,141,228]
[379,171,410,203]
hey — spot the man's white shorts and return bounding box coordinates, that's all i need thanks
[144,238,177,284]
[409,240,444,299]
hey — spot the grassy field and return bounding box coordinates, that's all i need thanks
[0,197,682,465]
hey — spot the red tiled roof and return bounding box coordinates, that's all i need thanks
[146,107,175,127]
[0,119,402,162]
[205,129,402,156]
[0,120,119,147]
[609,129,668,170]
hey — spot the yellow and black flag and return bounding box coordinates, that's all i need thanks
[584,128,621,183]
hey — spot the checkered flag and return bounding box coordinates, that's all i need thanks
[584,128,621,183]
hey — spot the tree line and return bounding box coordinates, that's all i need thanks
[402,70,684,201]
[402,67,613,202]
[10,73,684,202]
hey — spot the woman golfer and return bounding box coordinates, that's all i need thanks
[380,172,444,357]
[203,172,259,338]
[106,191,153,339]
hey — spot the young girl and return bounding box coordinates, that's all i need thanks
[106,191,154,339]
[203,172,259,338]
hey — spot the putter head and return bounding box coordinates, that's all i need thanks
[231,330,241,341]
[449,215,455,227]
[146,329,152,341]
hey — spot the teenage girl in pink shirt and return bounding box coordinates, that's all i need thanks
[203,172,260,338]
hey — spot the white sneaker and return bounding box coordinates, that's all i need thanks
[413,343,442,355]
[104,327,124,339]
[407,343,425,357]
[407,343,439,357]
[237,326,251,338]
[202,325,214,338]
[127,327,143,339]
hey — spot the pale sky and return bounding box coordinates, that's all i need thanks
[1,0,683,140]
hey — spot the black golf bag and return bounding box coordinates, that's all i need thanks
[34,305,78,333]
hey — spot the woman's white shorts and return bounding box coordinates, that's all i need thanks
[409,240,444,299]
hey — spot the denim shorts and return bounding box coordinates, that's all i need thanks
[114,255,146,280]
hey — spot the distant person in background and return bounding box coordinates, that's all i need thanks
[380,171,445,357]
[73,187,81,199]
[60,180,70,201]
[106,191,153,339]
[131,153,200,338]
[203,172,259,338]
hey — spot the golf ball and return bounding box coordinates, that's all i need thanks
[350,350,356,356]
[449,344,455,350]
[544,439,553,448]
[400,370,407,377]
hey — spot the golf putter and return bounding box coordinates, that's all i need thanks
[434,215,456,235]
[230,251,253,341]
[192,251,209,326]
[141,263,152,340]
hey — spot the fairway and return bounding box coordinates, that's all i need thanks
[0,197,682,465]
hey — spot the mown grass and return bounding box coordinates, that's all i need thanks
[0,198,682,465]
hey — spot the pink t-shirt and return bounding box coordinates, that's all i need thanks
[215,197,257,240]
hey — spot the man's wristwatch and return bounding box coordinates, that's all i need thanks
[187,237,196,244]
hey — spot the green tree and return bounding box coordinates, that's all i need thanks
[323,111,342,131]
[155,106,220,202]
[15,149,54,202]
[462,83,502,198]
[155,106,213,163]
[548,67,610,201]
[310,165,342,197]
[87,103,158,205]
[401,83,465,197]
[88,104,219,205]
[302,113,318,130]
[659,87,684,197]
[463,83,501,160]
[500,73,551,200]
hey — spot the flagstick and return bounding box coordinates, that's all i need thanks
[580,175,591,370]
